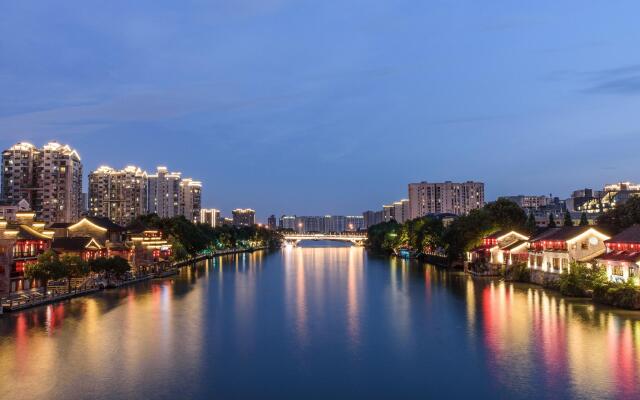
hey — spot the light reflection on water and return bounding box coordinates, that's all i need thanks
[0,244,639,399]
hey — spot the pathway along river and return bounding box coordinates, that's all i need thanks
[1,242,639,399]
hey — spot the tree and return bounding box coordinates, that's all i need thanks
[484,198,527,231]
[60,255,89,292]
[24,250,66,292]
[548,213,557,228]
[563,211,573,227]
[526,212,537,234]
[579,212,589,227]
[597,196,640,234]
[90,256,131,278]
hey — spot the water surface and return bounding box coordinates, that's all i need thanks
[1,243,639,399]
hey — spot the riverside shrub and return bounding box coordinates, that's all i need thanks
[557,263,607,297]
[593,281,640,310]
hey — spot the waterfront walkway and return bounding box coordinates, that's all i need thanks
[1,246,268,313]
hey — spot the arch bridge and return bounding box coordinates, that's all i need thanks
[283,233,367,246]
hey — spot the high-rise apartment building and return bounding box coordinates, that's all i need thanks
[200,208,220,227]
[500,195,552,210]
[393,199,411,223]
[345,216,365,231]
[280,215,296,230]
[232,209,256,227]
[1,142,83,223]
[408,181,484,218]
[362,210,383,228]
[179,178,202,224]
[382,204,395,222]
[267,215,277,230]
[147,167,181,218]
[88,165,148,226]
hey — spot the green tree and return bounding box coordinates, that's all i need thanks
[24,250,66,292]
[597,196,640,234]
[548,213,557,228]
[484,198,527,231]
[90,256,131,278]
[558,262,608,297]
[563,211,573,227]
[60,255,89,292]
[579,212,589,227]
[526,212,537,234]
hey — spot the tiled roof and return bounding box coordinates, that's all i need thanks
[605,225,640,244]
[16,225,51,241]
[530,226,591,242]
[598,250,640,263]
[77,217,126,231]
[501,239,528,251]
[48,222,72,229]
[485,230,509,239]
[52,237,101,251]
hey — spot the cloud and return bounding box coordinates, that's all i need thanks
[584,64,640,95]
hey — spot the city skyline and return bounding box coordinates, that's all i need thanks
[3,1,640,216]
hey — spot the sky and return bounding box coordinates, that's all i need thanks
[2,1,640,220]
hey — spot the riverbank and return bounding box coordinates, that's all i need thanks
[0,246,271,313]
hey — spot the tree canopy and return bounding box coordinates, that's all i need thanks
[597,196,640,234]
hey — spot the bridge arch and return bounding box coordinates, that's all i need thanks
[283,233,367,247]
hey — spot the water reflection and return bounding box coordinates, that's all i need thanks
[0,249,640,399]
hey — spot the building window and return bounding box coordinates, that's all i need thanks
[562,258,569,271]
[581,242,589,250]
[552,258,560,270]
[536,256,543,267]
[613,265,624,276]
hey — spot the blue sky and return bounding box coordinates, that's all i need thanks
[1,1,640,219]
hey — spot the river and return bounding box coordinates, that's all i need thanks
[0,242,639,399]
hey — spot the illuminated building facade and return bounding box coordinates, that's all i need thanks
[575,182,640,214]
[0,211,54,296]
[597,225,640,284]
[2,142,83,223]
[88,165,148,226]
[279,215,296,230]
[527,226,609,275]
[147,167,181,218]
[232,209,256,227]
[409,181,484,218]
[467,230,530,271]
[179,178,202,224]
[200,208,220,227]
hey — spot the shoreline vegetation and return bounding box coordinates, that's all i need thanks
[2,216,283,313]
[366,197,640,310]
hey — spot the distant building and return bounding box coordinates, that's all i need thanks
[500,195,553,210]
[574,182,640,214]
[280,215,296,230]
[346,216,365,231]
[295,216,323,233]
[179,178,202,224]
[232,209,255,227]
[286,215,364,233]
[408,181,484,218]
[88,165,148,226]
[147,167,181,218]
[147,166,202,222]
[382,204,395,222]
[0,199,30,222]
[200,208,220,227]
[362,210,383,228]
[1,142,83,223]
[267,215,277,230]
[393,199,411,223]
